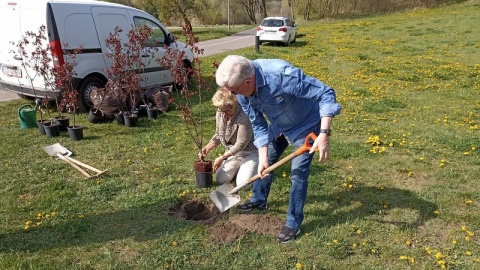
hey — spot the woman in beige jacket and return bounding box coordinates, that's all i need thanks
[198,88,258,187]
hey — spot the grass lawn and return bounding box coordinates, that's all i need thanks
[1,1,479,269]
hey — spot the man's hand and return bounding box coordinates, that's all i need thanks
[310,133,330,162]
[257,146,269,178]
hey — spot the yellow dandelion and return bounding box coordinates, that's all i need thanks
[357,229,362,234]
[435,252,444,259]
[379,186,385,190]
[452,240,457,245]
[471,146,476,151]
[466,251,472,256]
[400,255,407,260]
[172,241,177,246]
[467,230,474,236]
[419,157,424,161]
[408,257,415,264]
[461,226,467,231]
[434,210,440,215]
[126,159,131,163]
[463,152,470,156]
[352,243,357,248]
[371,248,376,253]
[24,225,30,230]
[406,240,411,246]
[295,262,303,269]
[333,239,339,244]
[78,214,85,219]
[465,199,473,205]
[25,221,33,225]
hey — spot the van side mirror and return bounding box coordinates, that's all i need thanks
[166,33,175,45]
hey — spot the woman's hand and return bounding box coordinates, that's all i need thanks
[198,148,207,160]
[213,156,224,172]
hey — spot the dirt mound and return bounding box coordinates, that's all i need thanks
[169,199,284,243]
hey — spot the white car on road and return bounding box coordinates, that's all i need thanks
[256,17,297,46]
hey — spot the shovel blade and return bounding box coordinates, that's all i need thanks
[43,143,72,159]
[209,183,241,213]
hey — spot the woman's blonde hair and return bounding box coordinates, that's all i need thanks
[212,87,237,109]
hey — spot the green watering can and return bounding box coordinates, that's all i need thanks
[18,103,38,129]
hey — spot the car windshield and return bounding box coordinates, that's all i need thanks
[261,19,284,27]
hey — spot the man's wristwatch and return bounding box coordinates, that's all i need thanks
[320,129,331,136]
[222,155,228,160]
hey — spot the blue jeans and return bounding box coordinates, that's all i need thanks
[250,128,318,229]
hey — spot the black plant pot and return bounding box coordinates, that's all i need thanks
[147,107,159,119]
[55,116,70,131]
[37,120,49,135]
[195,171,213,188]
[88,109,105,124]
[67,126,84,141]
[123,114,138,127]
[114,112,125,125]
[43,122,60,138]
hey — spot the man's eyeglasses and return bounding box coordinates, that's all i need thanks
[229,78,247,95]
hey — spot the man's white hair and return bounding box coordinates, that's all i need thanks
[215,55,255,88]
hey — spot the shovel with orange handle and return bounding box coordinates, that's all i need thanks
[209,132,318,213]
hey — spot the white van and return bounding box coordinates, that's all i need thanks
[0,0,193,111]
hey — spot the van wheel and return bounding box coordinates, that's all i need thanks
[78,76,106,112]
[285,36,291,46]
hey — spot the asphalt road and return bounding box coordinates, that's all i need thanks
[0,27,256,102]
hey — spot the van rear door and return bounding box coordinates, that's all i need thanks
[0,0,49,96]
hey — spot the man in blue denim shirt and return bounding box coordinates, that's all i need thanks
[216,55,342,243]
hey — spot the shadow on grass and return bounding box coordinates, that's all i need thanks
[300,183,437,231]
[0,202,189,253]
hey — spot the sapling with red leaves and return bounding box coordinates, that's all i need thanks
[157,24,215,160]
[56,45,83,127]
[103,25,156,117]
[12,25,83,125]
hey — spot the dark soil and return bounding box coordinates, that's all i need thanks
[194,160,213,172]
[169,199,284,243]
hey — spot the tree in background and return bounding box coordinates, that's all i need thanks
[124,0,458,26]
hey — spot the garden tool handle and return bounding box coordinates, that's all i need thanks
[229,132,318,194]
[65,156,102,173]
[65,156,108,176]
[56,153,92,178]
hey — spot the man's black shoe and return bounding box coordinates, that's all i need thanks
[277,226,301,243]
[236,200,267,211]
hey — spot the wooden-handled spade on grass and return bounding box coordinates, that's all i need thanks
[43,143,107,179]
[209,132,318,213]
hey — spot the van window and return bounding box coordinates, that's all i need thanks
[133,17,166,47]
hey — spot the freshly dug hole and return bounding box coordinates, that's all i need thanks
[169,199,285,244]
